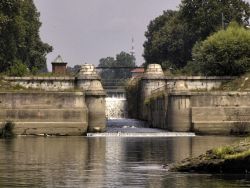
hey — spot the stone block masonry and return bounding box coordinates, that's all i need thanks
[0,92,88,135]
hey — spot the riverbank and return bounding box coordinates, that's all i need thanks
[170,138,250,174]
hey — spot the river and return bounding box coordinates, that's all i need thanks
[0,119,249,188]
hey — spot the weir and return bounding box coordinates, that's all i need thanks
[105,91,127,119]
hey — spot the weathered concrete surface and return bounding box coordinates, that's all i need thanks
[4,77,75,91]
[167,95,191,132]
[165,76,233,91]
[148,91,250,135]
[0,92,88,135]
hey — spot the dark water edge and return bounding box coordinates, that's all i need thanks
[0,135,250,188]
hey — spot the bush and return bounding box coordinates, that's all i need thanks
[192,22,250,76]
[7,60,29,77]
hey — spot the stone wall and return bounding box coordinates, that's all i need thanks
[165,76,233,91]
[135,64,233,122]
[4,77,75,91]
[0,92,88,135]
[1,64,107,135]
[128,64,249,135]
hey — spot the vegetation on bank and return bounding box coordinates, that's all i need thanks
[171,138,250,174]
[0,0,52,75]
[0,121,15,138]
[143,0,250,76]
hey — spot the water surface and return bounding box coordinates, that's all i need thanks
[0,120,249,187]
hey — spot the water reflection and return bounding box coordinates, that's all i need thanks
[0,136,249,187]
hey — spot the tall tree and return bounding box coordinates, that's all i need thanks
[143,0,250,69]
[0,0,52,73]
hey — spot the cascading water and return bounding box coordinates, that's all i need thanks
[100,91,195,138]
[105,93,128,119]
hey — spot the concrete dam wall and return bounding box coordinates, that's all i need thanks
[127,64,250,135]
[0,92,88,135]
[1,64,106,135]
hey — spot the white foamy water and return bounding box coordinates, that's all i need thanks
[87,132,195,137]
[88,119,196,137]
[105,97,128,119]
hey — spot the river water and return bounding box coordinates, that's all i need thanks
[0,119,250,188]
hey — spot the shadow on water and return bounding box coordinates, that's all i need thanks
[0,123,249,187]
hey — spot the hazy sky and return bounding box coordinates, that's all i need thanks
[33,0,181,70]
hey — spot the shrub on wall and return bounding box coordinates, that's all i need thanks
[7,60,29,77]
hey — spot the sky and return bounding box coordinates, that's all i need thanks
[33,0,181,70]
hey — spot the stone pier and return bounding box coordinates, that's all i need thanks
[77,64,106,133]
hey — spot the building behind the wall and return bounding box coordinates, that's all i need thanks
[52,55,67,74]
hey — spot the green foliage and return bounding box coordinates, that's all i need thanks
[212,146,235,159]
[0,0,52,73]
[98,51,136,80]
[0,121,15,138]
[192,22,250,76]
[143,10,190,68]
[7,60,29,76]
[143,0,250,70]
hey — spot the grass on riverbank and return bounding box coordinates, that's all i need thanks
[171,138,250,174]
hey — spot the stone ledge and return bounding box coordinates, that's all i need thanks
[4,76,75,81]
[165,76,235,80]
[169,91,250,96]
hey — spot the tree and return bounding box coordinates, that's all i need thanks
[143,10,187,68]
[143,0,250,69]
[66,65,81,75]
[0,0,52,73]
[98,51,136,80]
[98,57,116,80]
[115,51,136,79]
[192,22,250,76]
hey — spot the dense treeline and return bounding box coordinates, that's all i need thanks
[0,0,52,75]
[98,51,136,80]
[143,0,250,76]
